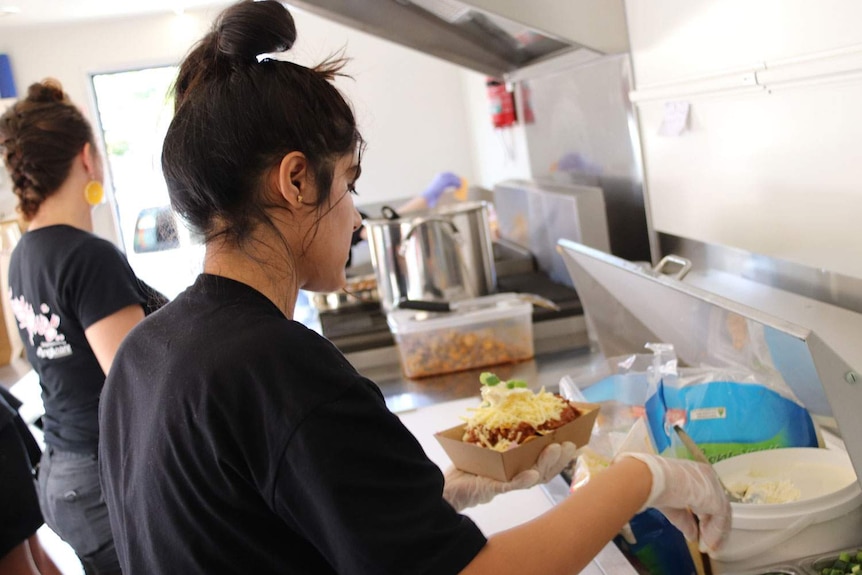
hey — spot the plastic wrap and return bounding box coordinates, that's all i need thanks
[561,372,702,575]
[642,342,820,462]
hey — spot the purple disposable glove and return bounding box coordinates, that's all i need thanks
[421,172,462,208]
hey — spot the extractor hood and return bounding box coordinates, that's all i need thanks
[284,0,630,78]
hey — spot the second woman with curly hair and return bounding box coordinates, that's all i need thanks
[0,79,167,575]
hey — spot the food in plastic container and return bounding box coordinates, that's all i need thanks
[386,293,534,378]
[808,548,862,574]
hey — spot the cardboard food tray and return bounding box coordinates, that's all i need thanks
[434,401,600,482]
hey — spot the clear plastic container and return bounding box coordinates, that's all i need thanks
[386,293,534,379]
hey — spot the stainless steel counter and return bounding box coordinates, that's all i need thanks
[347,314,602,413]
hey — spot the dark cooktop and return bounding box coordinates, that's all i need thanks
[319,301,394,351]
[320,271,583,355]
[496,271,583,321]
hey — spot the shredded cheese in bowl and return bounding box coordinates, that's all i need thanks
[729,479,802,504]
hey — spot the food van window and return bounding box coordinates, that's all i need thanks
[91,66,203,300]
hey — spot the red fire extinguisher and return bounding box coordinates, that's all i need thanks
[486,77,516,128]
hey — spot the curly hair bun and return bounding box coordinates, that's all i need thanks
[216,0,297,64]
[26,78,67,104]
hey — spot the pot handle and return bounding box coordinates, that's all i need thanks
[380,205,401,220]
[398,217,462,258]
[402,216,459,242]
[397,299,451,312]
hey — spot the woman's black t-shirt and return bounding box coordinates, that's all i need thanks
[7,224,166,453]
[99,274,486,574]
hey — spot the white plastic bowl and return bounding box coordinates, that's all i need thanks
[711,447,862,568]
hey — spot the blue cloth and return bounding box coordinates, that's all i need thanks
[0,54,16,98]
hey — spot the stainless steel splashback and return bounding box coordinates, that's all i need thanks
[557,239,862,487]
[517,53,651,263]
[493,179,610,287]
[660,233,862,316]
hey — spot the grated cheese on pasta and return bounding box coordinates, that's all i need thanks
[462,385,568,451]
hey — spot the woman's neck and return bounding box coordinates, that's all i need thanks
[27,179,93,232]
[203,238,299,319]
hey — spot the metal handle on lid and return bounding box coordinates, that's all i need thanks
[653,254,692,280]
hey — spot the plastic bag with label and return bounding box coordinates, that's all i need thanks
[642,338,820,463]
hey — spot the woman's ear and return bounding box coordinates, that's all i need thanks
[81,142,99,180]
[276,152,309,208]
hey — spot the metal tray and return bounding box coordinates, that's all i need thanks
[801,546,862,574]
[740,546,862,574]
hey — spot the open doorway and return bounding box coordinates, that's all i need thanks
[91,65,203,300]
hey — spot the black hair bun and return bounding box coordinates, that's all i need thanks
[216,0,297,63]
[27,78,66,104]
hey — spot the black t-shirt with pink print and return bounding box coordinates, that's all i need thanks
[8,224,166,453]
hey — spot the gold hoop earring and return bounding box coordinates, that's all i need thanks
[84,181,104,206]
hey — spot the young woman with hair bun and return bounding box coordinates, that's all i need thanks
[98,2,731,574]
[0,79,167,575]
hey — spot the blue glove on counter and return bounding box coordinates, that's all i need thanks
[421,172,462,208]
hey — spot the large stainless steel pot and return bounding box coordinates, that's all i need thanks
[364,201,497,313]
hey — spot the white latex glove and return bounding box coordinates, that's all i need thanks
[615,452,732,553]
[443,442,577,511]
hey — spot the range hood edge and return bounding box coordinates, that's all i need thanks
[283,0,628,77]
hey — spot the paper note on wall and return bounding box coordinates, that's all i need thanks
[658,101,690,136]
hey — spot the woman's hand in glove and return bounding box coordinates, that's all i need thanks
[443,442,577,511]
[421,172,462,208]
[615,452,732,553]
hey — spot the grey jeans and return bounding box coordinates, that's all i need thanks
[38,447,121,575]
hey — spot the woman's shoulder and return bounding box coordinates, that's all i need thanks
[247,317,353,374]
[21,225,124,261]
[69,228,125,256]
[150,286,348,368]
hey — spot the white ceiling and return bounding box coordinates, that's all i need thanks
[0,0,229,28]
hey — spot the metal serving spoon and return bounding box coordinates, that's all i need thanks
[673,425,744,503]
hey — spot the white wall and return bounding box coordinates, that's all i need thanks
[0,2,530,242]
[625,0,862,280]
